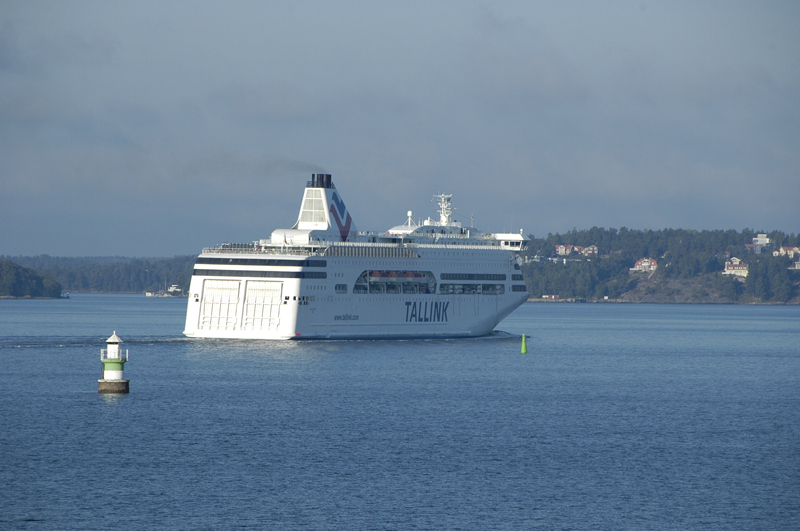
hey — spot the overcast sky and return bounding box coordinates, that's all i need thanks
[1,1,798,257]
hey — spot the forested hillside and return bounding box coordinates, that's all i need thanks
[2,256,195,294]
[522,228,800,303]
[0,259,63,298]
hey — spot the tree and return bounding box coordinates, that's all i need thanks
[0,259,62,298]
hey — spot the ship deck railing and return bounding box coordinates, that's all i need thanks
[202,246,326,256]
[202,239,511,257]
[357,230,481,240]
[337,241,507,250]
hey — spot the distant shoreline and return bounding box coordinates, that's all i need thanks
[0,296,65,300]
[527,298,798,305]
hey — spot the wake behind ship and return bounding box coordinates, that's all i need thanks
[183,174,530,339]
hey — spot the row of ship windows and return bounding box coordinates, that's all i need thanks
[292,285,528,305]
[327,259,524,272]
[197,269,527,295]
[328,260,506,269]
[335,283,527,295]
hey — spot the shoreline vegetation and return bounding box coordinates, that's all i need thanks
[0,259,63,298]
[0,256,194,299]
[2,228,799,303]
[521,228,799,304]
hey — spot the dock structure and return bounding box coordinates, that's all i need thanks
[98,331,129,394]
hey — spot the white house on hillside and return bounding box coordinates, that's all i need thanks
[753,234,771,246]
[556,244,598,257]
[722,257,749,278]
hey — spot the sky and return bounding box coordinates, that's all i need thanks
[1,1,798,257]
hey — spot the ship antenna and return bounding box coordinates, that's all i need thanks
[433,192,453,226]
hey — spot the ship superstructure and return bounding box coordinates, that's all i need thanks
[183,174,529,339]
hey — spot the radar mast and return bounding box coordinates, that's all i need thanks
[433,193,454,226]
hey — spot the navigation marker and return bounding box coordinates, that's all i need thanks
[98,331,129,394]
[521,334,527,354]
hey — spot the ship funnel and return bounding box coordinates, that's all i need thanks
[310,173,333,189]
[294,174,357,240]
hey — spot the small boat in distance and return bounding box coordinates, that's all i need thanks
[146,284,184,297]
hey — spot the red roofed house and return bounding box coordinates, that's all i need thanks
[630,258,658,272]
[722,257,749,278]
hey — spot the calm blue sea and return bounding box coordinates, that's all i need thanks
[1,295,798,530]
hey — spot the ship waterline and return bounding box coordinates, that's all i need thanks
[183,174,529,339]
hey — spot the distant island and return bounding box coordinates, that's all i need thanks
[2,227,799,303]
[0,255,194,296]
[521,228,800,304]
[0,259,63,298]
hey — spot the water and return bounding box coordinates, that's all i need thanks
[1,295,798,530]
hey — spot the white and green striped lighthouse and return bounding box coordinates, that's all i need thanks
[98,331,129,394]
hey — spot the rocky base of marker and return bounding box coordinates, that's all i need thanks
[98,379,129,394]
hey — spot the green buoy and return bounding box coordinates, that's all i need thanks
[521,334,527,354]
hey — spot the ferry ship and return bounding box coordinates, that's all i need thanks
[183,174,529,339]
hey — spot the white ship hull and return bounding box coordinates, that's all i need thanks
[183,174,530,340]
[184,250,528,340]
